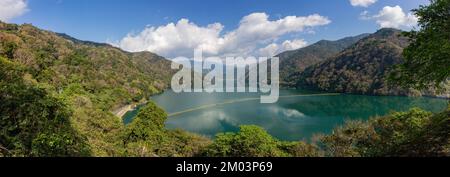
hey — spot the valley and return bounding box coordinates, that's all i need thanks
[1,8,449,157]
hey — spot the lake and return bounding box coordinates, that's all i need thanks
[123,90,448,141]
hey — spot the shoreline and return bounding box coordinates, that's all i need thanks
[113,104,135,118]
[113,100,148,118]
[112,90,167,119]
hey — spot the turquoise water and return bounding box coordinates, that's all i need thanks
[123,90,448,141]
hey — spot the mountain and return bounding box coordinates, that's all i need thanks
[0,22,182,156]
[0,22,175,106]
[295,28,447,97]
[277,33,369,87]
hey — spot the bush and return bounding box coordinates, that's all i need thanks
[205,125,286,157]
[318,107,450,157]
[0,57,90,157]
[0,41,17,59]
[121,102,210,157]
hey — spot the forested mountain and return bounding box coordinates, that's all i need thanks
[0,22,175,103]
[0,20,448,157]
[0,22,209,156]
[277,33,369,87]
[289,28,448,97]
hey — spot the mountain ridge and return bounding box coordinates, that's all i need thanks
[277,33,370,87]
[293,28,448,97]
[0,21,180,155]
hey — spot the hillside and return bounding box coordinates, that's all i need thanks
[295,28,448,97]
[277,33,369,87]
[0,22,175,105]
[0,22,189,156]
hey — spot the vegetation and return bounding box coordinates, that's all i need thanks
[203,125,320,157]
[296,28,414,96]
[204,0,449,157]
[293,28,448,97]
[0,0,449,157]
[389,0,450,90]
[278,1,449,97]
[277,34,369,87]
[0,21,178,156]
[320,0,450,157]
[0,57,90,156]
[201,107,449,157]
[122,102,210,157]
[318,107,449,157]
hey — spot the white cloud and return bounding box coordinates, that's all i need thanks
[373,6,418,29]
[0,0,28,22]
[259,43,280,57]
[282,39,308,51]
[350,0,377,7]
[259,39,308,57]
[113,12,330,58]
[359,10,371,20]
[114,19,224,58]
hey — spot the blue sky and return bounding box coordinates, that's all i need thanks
[3,0,429,58]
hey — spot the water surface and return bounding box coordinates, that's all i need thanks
[123,90,448,141]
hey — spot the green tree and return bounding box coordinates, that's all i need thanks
[390,0,450,89]
[205,125,285,157]
[122,102,167,146]
[0,57,90,157]
[0,41,17,59]
[318,107,450,157]
[121,102,210,157]
[317,121,377,157]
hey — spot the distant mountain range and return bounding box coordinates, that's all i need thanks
[2,21,446,100]
[277,33,369,87]
[277,28,449,98]
[1,21,448,156]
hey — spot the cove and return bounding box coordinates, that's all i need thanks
[123,89,448,141]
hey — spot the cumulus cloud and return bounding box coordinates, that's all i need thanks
[259,39,308,57]
[359,6,418,30]
[0,0,28,22]
[259,43,280,57]
[373,5,418,29]
[114,19,224,58]
[350,0,377,7]
[113,12,330,58]
[282,39,308,51]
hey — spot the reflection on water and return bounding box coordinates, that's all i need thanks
[123,90,448,141]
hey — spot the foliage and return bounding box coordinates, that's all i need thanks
[201,107,449,157]
[0,21,176,156]
[316,120,376,157]
[204,125,320,157]
[122,102,211,157]
[277,141,323,157]
[0,57,90,157]
[278,34,369,87]
[318,107,450,157]
[0,40,17,59]
[0,17,448,157]
[205,125,283,157]
[122,102,167,144]
[296,28,420,96]
[390,0,450,90]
